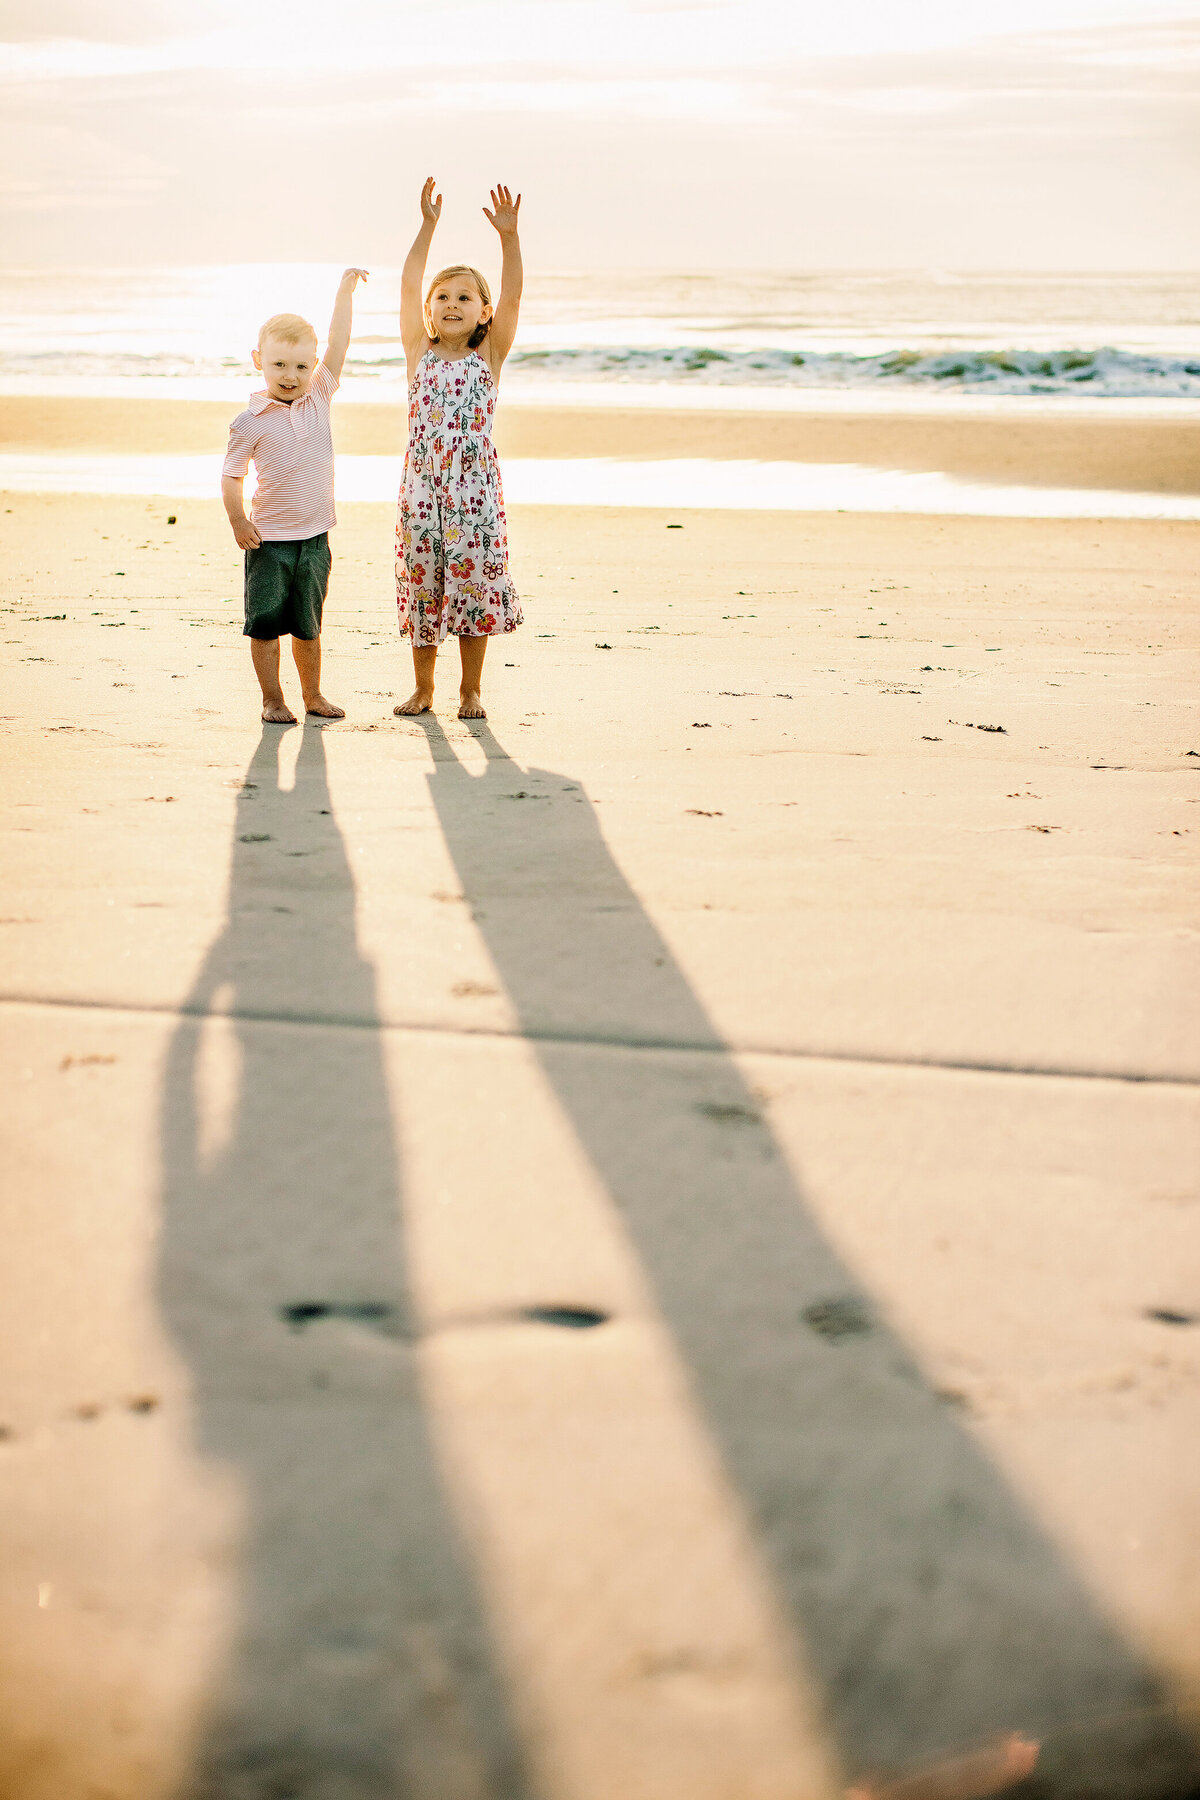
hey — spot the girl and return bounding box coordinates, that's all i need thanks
[394,177,524,720]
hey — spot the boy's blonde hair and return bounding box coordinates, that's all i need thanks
[423,266,493,348]
[257,312,318,351]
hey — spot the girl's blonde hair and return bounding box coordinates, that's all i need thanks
[423,265,493,348]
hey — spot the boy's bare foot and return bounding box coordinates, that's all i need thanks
[304,694,345,719]
[458,691,486,720]
[845,1733,1039,1800]
[394,688,434,715]
[262,702,297,724]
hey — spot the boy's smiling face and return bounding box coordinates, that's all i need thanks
[253,334,318,403]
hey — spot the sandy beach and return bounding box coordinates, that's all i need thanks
[3,392,1199,493]
[1,401,1199,1799]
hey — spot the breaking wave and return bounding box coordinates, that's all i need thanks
[3,342,1199,399]
[503,343,1200,396]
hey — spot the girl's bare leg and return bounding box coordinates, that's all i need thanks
[458,635,487,719]
[395,643,438,715]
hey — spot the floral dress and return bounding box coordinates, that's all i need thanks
[396,348,522,645]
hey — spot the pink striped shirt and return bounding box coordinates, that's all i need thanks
[222,362,339,541]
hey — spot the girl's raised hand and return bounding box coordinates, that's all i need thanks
[420,177,442,225]
[483,185,521,238]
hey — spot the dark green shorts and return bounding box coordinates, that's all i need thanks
[243,533,331,641]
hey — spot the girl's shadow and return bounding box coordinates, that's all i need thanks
[423,716,1199,1799]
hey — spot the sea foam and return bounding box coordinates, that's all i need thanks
[5,342,1195,399]
[503,343,1200,397]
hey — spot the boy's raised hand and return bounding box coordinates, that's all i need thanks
[483,185,521,238]
[420,177,442,225]
[339,266,370,290]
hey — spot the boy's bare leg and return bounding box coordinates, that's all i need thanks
[395,643,437,715]
[292,634,344,719]
[457,634,487,719]
[250,637,296,724]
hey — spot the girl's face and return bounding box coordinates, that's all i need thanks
[428,280,491,343]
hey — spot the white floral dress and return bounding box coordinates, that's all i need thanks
[396,348,522,646]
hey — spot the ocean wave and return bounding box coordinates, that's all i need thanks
[504,343,1200,396]
[3,343,1200,397]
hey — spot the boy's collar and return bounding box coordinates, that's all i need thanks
[249,385,311,413]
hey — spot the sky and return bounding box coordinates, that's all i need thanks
[1,0,1197,270]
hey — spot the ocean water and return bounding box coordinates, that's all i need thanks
[1,266,1199,401]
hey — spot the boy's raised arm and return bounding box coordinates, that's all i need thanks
[401,178,441,363]
[323,266,369,381]
[483,185,522,371]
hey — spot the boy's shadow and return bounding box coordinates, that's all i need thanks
[423,716,1199,1799]
[156,723,531,1800]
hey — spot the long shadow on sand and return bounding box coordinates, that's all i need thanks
[422,716,1199,1800]
[157,724,532,1800]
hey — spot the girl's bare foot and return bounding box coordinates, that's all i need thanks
[262,702,297,724]
[458,691,486,719]
[395,688,434,715]
[304,694,345,719]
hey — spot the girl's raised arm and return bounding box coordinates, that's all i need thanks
[482,185,523,375]
[400,177,441,374]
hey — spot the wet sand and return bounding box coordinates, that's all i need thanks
[2,392,1199,492]
[0,479,1198,1799]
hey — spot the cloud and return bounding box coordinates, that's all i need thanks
[0,113,166,213]
[6,0,1200,76]
[0,0,232,40]
[746,18,1200,127]
[331,74,749,123]
[1068,17,1200,67]
[1,14,1196,268]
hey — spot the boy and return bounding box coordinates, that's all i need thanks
[222,267,368,723]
